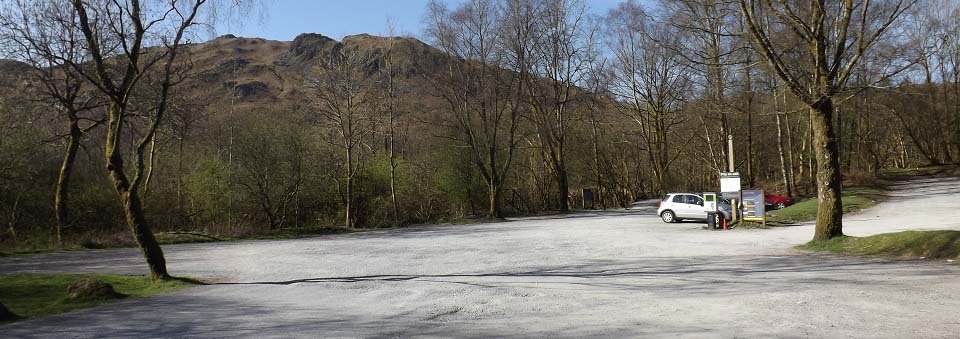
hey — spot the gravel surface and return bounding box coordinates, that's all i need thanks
[2,177,960,338]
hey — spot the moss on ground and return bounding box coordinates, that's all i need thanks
[733,221,770,229]
[801,231,960,259]
[0,274,198,322]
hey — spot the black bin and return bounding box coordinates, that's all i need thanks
[706,212,717,230]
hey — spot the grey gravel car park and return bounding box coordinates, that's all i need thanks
[2,177,960,338]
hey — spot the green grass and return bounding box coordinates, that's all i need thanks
[2,224,389,258]
[801,231,960,259]
[766,185,887,224]
[0,274,198,322]
[879,164,960,180]
[0,247,94,258]
[155,231,226,244]
[154,225,361,244]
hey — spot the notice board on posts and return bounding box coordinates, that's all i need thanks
[741,189,765,222]
[719,172,741,199]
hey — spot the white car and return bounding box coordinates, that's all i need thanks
[657,193,732,224]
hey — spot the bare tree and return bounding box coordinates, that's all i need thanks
[0,0,103,245]
[606,1,690,194]
[379,20,406,224]
[771,80,794,197]
[168,97,207,221]
[662,0,741,173]
[904,1,958,160]
[425,0,526,218]
[739,0,916,240]
[584,27,611,209]
[232,116,305,229]
[63,0,245,279]
[523,0,593,213]
[309,48,375,228]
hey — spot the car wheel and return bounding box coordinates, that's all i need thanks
[777,202,786,210]
[661,210,676,223]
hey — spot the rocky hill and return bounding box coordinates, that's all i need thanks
[0,32,449,116]
[173,33,447,113]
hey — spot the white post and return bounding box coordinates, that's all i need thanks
[728,135,737,222]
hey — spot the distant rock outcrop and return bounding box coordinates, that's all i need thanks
[0,59,32,70]
[0,59,33,85]
[289,33,340,62]
[225,80,270,99]
[218,57,252,72]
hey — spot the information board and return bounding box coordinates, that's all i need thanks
[741,189,765,222]
[720,172,741,197]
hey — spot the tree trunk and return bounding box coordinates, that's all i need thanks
[344,143,354,228]
[54,119,82,245]
[345,175,353,228]
[107,158,169,279]
[954,70,960,159]
[8,193,20,242]
[649,147,668,196]
[390,161,399,222]
[776,113,792,197]
[556,165,569,213]
[836,102,844,169]
[797,113,807,188]
[745,63,755,186]
[105,105,169,280]
[142,135,158,202]
[177,136,185,221]
[810,99,844,241]
[783,93,797,196]
[389,120,400,223]
[488,180,502,219]
[591,115,605,209]
[119,189,169,279]
[807,110,816,193]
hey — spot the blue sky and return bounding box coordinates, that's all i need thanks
[213,0,654,42]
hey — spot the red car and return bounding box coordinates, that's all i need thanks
[765,194,792,210]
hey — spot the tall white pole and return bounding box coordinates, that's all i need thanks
[727,135,735,172]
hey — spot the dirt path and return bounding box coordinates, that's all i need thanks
[2,177,959,338]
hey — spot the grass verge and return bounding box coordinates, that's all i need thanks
[0,225,361,256]
[879,164,960,180]
[156,225,358,244]
[766,185,888,224]
[0,274,198,322]
[800,230,960,259]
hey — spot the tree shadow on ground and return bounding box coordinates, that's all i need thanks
[216,254,957,295]
[0,254,960,338]
[0,286,670,338]
[3,254,956,338]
